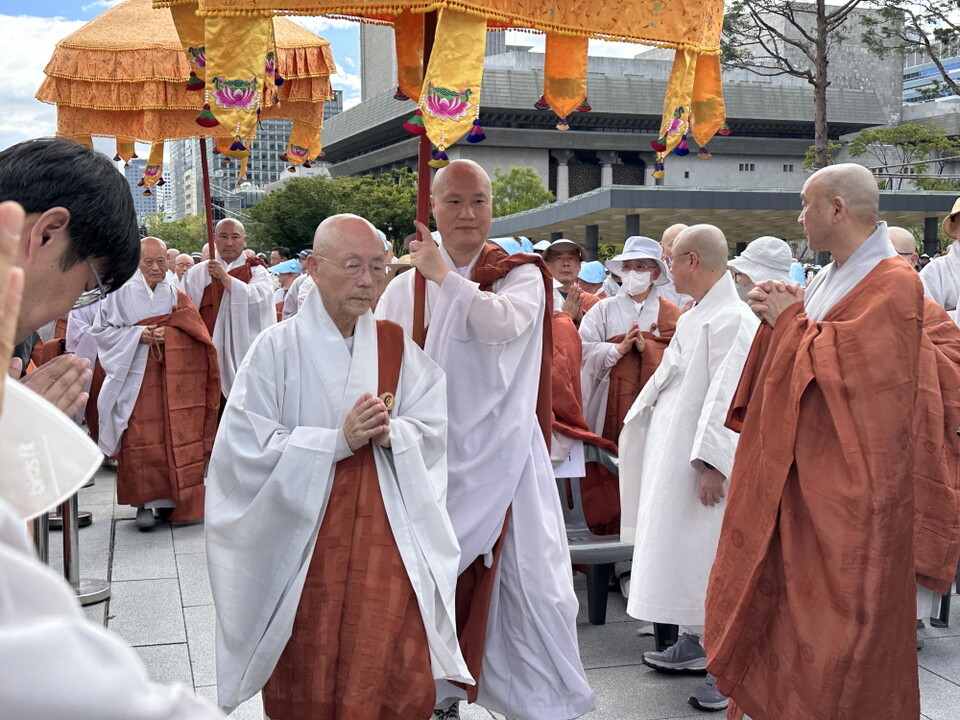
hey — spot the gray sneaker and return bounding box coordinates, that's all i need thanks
[688,673,728,711]
[432,700,460,719]
[642,632,707,672]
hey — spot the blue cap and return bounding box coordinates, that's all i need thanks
[490,237,523,255]
[269,259,302,274]
[578,260,606,284]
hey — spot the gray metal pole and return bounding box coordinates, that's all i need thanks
[585,225,599,261]
[60,493,110,606]
[32,512,49,564]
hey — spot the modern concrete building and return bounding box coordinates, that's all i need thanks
[122,158,158,222]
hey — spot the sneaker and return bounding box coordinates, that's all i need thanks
[619,571,631,599]
[135,507,156,531]
[642,632,707,672]
[432,700,460,719]
[688,673,728,711]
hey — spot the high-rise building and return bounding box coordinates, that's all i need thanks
[123,158,158,222]
[903,41,960,103]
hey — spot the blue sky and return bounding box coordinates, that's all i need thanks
[0,1,361,150]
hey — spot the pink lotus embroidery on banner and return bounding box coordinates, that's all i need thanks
[211,77,257,111]
[188,46,206,69]
[265,52,276,75]
[143,165,160,177]
[287,145,308,160]
[424,83,473,122]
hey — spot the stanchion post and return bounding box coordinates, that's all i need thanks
[60,492,110,606]
[32,512,50,564]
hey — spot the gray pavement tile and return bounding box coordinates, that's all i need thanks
[114,502,139,520]
[196,686,264,719]
[184,604,218,687]
[112,519,178,581]
[177,551,213,607]
[919,633,960,685]
[920,666,960,720]
[135,643,194,687]
[48,514,112,581]
[83,600,107,626]
[581,664,703,720]
[108,578,186,646]
[578,616,654,670]
[923,594,960,640]
[461,703,497,718]
[173,522,207,555]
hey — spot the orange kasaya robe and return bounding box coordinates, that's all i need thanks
[262,321,435,720]
[705,259,925,720]
[113,292,220,522]
[452,244,555,702]
[198,255,268,336]
[580,297,679,535]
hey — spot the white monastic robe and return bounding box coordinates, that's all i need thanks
[205,290,469,714]
[919,240,960,313]
[91,274,179,457]
[280,273,312,319]
[658,277,692,308]
[66,302,102,424]
[180,252,275,395]
[579,286,663,437]
[376,244,596,720]
[620,272,759,626]
[0,497,224,719]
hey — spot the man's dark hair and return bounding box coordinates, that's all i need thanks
[0,138,139,293]
[272,245,291,261]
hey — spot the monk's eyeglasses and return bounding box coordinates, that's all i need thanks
[318,255,386,279]
[73,261,107,309]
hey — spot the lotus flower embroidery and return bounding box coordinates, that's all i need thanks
[143,165,160,177]
[424,83,473,122]
[188,46,206,69]
[211,77,257,111]
[265,52,276,75]
[287,145,308,160]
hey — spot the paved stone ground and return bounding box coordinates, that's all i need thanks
[56,466,960,719]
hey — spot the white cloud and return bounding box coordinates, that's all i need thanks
[503,29,649,59]
[0,15,87,151]
[80,0,123,12]
[332,69,361,94]
[289,16,358,34]
[343,96,361,110]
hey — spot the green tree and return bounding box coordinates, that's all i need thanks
[332,169,418,251]
[723,0,865,169]
[847,124,960,189]
[144,213,208,254]
[862,2,960,98]
[803,140,842,170]
[248,176,338,251]
[492,167,554,217]
[597,243,624,263]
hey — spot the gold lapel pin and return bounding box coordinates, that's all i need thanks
[379,392,395,411]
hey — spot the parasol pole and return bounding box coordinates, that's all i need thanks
[199,138,220,316]
[412,10,437,349]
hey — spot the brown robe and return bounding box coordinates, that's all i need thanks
[113,292,220,521]
[579,297,679,534]
[705,259,925,720]
[198,255,268,336]
[453,244,554,702]
[262,320,435,720]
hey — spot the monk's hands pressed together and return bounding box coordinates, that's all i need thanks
[139,325,165,345]
[20,354,91,417]
[343,393,391,451]
[748,280,802,327]
[699,466,726,507]
[0,202,25,413]
[409,220,450,285]
[615,322,645,356]
[208,260,233,291]
[562,285,585,322]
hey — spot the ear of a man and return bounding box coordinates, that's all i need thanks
[19,207,71,267]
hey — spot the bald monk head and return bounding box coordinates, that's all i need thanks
[888,226,920,270]
[140,237,168,290]
[660,223,689,264]
[200,243,211,261]
[799,163,879,266]
[307,213,386,337]
[166,247,179,272]
[214,218,246,264]
[430,159,493,265]
[670,224,731,302]
[173,253,194,279]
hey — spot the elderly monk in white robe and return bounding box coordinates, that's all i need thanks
[921,198,960,313]
[657,223,693,308]
[206,214,469,718]
[181,218,275,395]
[620,225,759,711]
[376,160,595,720]
[91,237,219,529]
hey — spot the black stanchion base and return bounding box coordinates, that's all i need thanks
[48,511,92,531]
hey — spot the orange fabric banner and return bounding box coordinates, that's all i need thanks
[543,33,588,122]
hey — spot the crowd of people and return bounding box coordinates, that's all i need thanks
[1,137,959,720]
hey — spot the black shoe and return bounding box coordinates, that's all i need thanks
[135,507,156,530]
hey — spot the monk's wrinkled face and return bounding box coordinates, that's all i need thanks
[139,242,168,289]
[174,255,193,279]
[215,220,246,264]
[430,165,492,257]
[798,176,837,251]
[546,248,582,286]
[309,229,386,323]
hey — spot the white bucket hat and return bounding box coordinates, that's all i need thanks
[728,236,794,284]
[543,238,587,262]
[604,236,670,285]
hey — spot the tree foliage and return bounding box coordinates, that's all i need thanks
[722,0,865,169]
[847,124,960,189]
[144,212,208,254]
[862,1,960,98]
[803,140,842,170]
[246,169,419,254]
[492,167,554,217]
